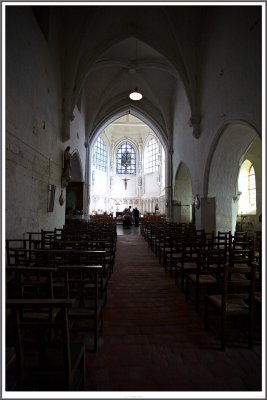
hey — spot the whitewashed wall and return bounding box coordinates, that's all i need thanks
[171,7,262,232]
[5,8,86,238]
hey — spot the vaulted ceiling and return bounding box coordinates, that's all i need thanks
[57,5,209,142]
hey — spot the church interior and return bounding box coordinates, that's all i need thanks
[3,2,264,396]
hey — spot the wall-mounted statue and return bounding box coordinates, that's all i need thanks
[61,146,73,188]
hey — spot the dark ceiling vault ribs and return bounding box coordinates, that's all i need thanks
[60,5,204,141]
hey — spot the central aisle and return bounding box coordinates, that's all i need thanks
[85,232,261,392]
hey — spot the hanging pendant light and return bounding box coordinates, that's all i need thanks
[129,39,142,101]
[129,88,142,101]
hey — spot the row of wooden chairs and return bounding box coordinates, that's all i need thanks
[5,221,118,390]
[141,221,261,350]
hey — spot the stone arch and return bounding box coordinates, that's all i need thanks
[204,120,261,232]
[88,108,169,207]
[89,106,168,155]
[173,162,193,223]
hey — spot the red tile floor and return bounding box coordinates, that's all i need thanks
[85,227,263,394]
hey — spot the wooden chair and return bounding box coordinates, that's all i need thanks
[60,265,105,352]
[6,266,57,300]
[6,240,31,267]
[204,262,256,350]
[164,234,184,283]
[176,238,205,291]
[6,298,85,390]
[185,247,226,312]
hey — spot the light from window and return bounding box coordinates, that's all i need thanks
[144,138,158,173]
[95,137,107,172]
[237,159,256,215]
[116,143,136,175]
[248,165,256,206]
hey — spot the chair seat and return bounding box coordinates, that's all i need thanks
[172,252,182,259]
[231,272,248,281]
[254,292,262,303]
[188,273,217,284]
[23,307,60,321]
[183,262,198,269]
[69,301,102,319]
[207,294,249,314]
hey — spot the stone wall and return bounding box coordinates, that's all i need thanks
[171,7,262,233]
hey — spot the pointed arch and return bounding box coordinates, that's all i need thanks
[204,120,261,232]
[89,105,168,155]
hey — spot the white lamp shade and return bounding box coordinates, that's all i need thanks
[129,89,142,101]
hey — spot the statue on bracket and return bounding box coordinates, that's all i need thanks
[194,194,201,209]
[61,146,77,188]
[59,189,65,206]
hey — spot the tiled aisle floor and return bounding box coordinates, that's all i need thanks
[85,228,262,394]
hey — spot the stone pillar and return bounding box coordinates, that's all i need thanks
[166,147,173,219]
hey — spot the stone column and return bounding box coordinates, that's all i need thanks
[201,197,216,232]
[166,147,173,219]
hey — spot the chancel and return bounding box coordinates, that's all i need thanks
[4,2,263,395]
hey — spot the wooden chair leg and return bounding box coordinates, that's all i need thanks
[195,285,200,313]
[220,313,226,351]
[204,298,209,331]
[185,276,189,302]
[248,313,254,348]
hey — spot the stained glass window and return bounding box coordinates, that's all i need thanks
[116,143,136,174]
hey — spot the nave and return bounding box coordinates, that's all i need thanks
[5,220,262,394]
[85,227,262,392]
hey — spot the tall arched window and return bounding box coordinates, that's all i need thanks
[248,165,256,206]
[95,137,107,172]
[116,142,136,174]
[237,159,257,215]
[144,138,158,173]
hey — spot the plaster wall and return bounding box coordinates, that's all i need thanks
[144,172,160,197]
[173,163,193,223]
[199,7,261,135]
[172,81,203,226]
[171,6,261,231]
[111,175,137,198]
[5,8,87,238]
[68,106,87,183]
[5,7,64,238]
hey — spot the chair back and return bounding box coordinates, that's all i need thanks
[6,298,84,390]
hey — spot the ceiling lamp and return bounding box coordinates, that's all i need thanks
[129,88,142,101]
